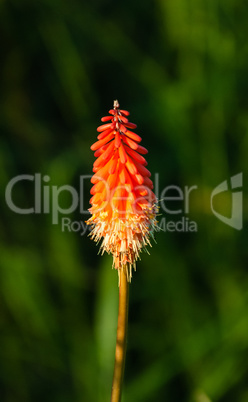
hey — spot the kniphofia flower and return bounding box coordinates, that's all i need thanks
[87,100,158,281]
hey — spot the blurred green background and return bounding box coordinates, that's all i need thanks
[0,0,248,401]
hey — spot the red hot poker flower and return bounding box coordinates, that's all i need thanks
[86,100,158,281]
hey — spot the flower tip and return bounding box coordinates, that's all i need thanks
[113,99,119,109]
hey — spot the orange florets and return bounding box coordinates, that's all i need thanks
[86,100,158,281]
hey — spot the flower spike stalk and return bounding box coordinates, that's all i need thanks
[87,101,158,402]
[87,100,158,282]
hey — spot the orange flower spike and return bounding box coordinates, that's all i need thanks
[86,100,158,281]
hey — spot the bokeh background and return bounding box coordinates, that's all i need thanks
[1,1,248,401]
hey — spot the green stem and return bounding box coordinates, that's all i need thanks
[111,268,129,402]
